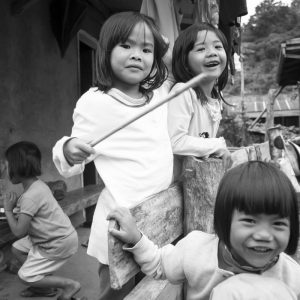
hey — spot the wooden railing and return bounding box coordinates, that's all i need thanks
[107,126,300,300]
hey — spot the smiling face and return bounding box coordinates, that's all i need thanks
[187,30,227,83]
[229,210,290,268]
[110,22,154,97]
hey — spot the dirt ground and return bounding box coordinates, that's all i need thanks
[0,227,100,300]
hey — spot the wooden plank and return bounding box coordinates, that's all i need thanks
[125,277,169,300]
[108,184,183,290]
[124,277,183,300]
[231,142,271,167]
[59,184,103,216]
[182,157,225,234]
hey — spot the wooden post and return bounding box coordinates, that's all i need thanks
[264,89,276,140]
[108,185,183,290]
[240,45,247,146]
[264,87,283,141]
[267,126,300,192]
[182,157,225,234]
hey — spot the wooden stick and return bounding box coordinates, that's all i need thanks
[248,108,266,130]
[90,73,205,147]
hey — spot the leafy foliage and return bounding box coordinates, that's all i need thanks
[224,0,300,95]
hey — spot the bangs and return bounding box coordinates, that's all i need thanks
[224,161,295,217]
[232,176,293,217]
[95,11,167,94]
[100,13,150,52]
[214,161,299,254]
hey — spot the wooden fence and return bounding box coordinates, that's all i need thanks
[107,126,300,300]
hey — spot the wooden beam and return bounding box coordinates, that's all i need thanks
[182,157,225,234]
[58,184,103,216]
[124,277,182,300]
[108,184,183,290]
[248,108,267,129]
[265,87,283,141]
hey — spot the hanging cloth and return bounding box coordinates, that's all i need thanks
[193,0,219,28]
[218,0,248,75]
[140,0,182,49]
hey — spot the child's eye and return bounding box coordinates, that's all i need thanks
[273,220,289,228]
[143,48,152,54]
[120,44,130,49]
[196,47,205,52]
[241,218,256,224]
[215,45,223,49]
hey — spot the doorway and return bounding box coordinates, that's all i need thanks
[77,31,100,227]
[77,30,99,186]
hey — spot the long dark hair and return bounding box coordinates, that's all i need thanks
[172,22,229,105]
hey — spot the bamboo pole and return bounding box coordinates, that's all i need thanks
[248,108,266,130]
[90,73,206,147]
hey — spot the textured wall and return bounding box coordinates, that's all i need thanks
[0,0,103,192]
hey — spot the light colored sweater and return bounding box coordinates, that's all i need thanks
[168,83,227,158]
[167,83,228,180]
[53,86,173,264]
[126,231,300,300]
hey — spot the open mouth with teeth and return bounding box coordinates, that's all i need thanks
[250,247,273,253]
[205,61,220,67]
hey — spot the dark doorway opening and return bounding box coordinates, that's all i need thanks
[78,31,99,227]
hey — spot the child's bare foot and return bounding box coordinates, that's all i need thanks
[57,280,82,300]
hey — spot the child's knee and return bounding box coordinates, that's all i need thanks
[18,267,43,284]
[18,273,29,286]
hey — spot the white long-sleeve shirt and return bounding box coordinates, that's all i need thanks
[167,83,227,180]
[168,83,227,157]
[53,86,173,264]
[126,231,300,300]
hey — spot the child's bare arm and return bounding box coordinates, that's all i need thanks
[107,207,142,246]
[4,192,31,237]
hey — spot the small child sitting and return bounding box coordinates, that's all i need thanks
[3,141,82,300]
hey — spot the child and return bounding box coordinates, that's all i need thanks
[168,23,232,180]
[3,141,80,300]
[108,161,300,300]
[52,11,173,300]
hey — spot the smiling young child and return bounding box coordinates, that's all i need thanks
[53,11,174,300]
[108,161,300,300]
[168,23,232,180]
